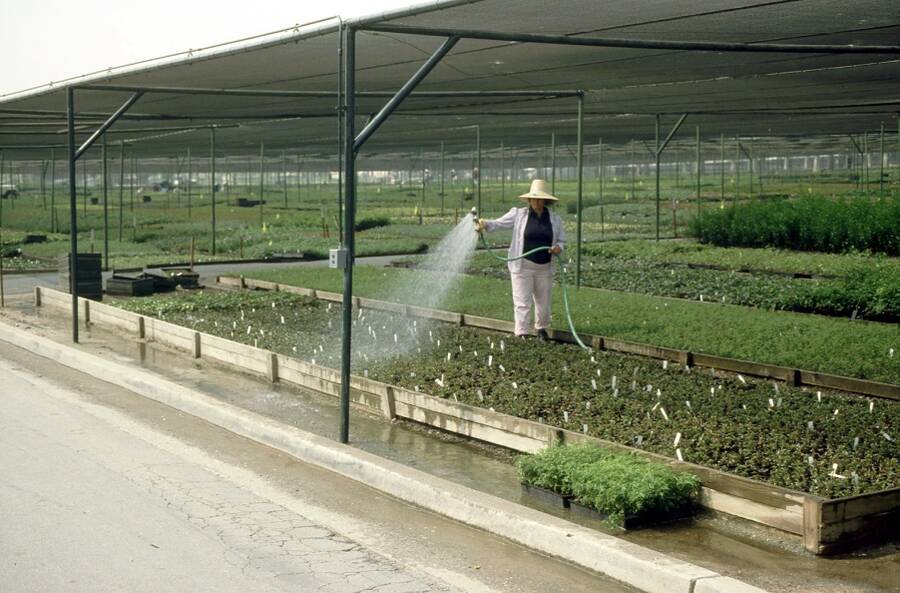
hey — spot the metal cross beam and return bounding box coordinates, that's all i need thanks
[74,92,144,160]
[353,36,461,152]
[359,23,900,54]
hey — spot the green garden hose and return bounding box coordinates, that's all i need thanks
[477,232,591,350]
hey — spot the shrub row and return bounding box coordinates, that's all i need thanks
[689,196,900,255]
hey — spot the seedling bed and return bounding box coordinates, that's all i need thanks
[115,287,898,500]
[34,286,900,554]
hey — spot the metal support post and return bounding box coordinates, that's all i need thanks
[50,148,56,232]
[720,133,725,202]
[102,135,109,271]
[340,26,357,444]
[340,30,455,444]
[598,138,604,238]
[82,159,87,216]
[259,142,265,227]
[575,93,584,288]
[67,87,80,342]
[499,140,505,201]
[210,128,217,255]
[880,122,885,198]
[187,146,192,218]
[476,124,481,215]
[420,149,426,224]
[735,136,741,204]
[630,141,636,199]
[695,126,701,214]
[550,132,556,193]
[655,115,661,241]
[118,142,124,241]
[863,132,869,193]
[653,113,687,241]
[439,141,445,216]
[130,156,135,211]
[282,150,288,208]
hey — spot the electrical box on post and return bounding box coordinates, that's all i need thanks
[329,247,348,269]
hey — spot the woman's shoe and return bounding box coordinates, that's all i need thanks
[537,329,549,341]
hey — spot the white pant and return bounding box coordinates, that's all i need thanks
[510,259,553,336]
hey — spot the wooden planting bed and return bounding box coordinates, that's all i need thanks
[35,285,899,555]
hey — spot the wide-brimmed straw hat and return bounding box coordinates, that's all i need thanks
[518,179,559,202]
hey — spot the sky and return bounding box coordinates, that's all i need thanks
[0,0,415,95]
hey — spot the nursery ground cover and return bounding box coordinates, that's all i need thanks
[111,290,899,498]
[458,250,900,321]
[241,267,900,384]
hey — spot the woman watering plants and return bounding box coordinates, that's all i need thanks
[475,179,565,339]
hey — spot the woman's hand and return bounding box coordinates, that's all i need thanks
[549,245,562,255]
[474,218,486,233]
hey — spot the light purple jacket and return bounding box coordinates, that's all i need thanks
[484,206,566,274]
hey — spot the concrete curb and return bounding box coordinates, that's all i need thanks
[0,321,769,593]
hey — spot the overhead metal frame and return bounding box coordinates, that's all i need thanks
[4,2,888,437]
[332,17,900,443]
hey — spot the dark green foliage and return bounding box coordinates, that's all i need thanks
[515,443,610,494]
[245,267,900,384]
[690,196,900,255]
[517,444,699,525]
[355,216,392,232]
[569,453,700,524]
[787,264,900,319]
[116,290,900,498]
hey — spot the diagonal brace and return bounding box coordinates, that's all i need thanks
[848,134,863,154]
[657,114,688,155]
[353,36,459,153]
[75,91,143,160]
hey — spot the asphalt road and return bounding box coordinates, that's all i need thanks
[0,342,632,593]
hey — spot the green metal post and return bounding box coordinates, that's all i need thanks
[102,134,109,271]
[500,140,505,201]
[630,140,636,199]
[81,158,87,216]
[67,87,80,342]
[720,133,725,202]
[118,142,124,241]
[339,26,357,444]
[420,149,425,224]
[575,94,584,288]
[695,126,701,214]
[282,150,288,209]
[259,142,265,227]
[734,135,740,204]
[210,128,217,255]
[598,138,604,238]
[187,146,192,218]
[880,122,885,198]
[655,114,661,241]
[476,124,481,215]
[50,149,57,232]
[439,141,445,217]
[550,132,556,193]
[863,132,869,193]
[130,156,135,211]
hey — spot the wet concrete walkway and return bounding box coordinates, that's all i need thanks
[2,299,897,593]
